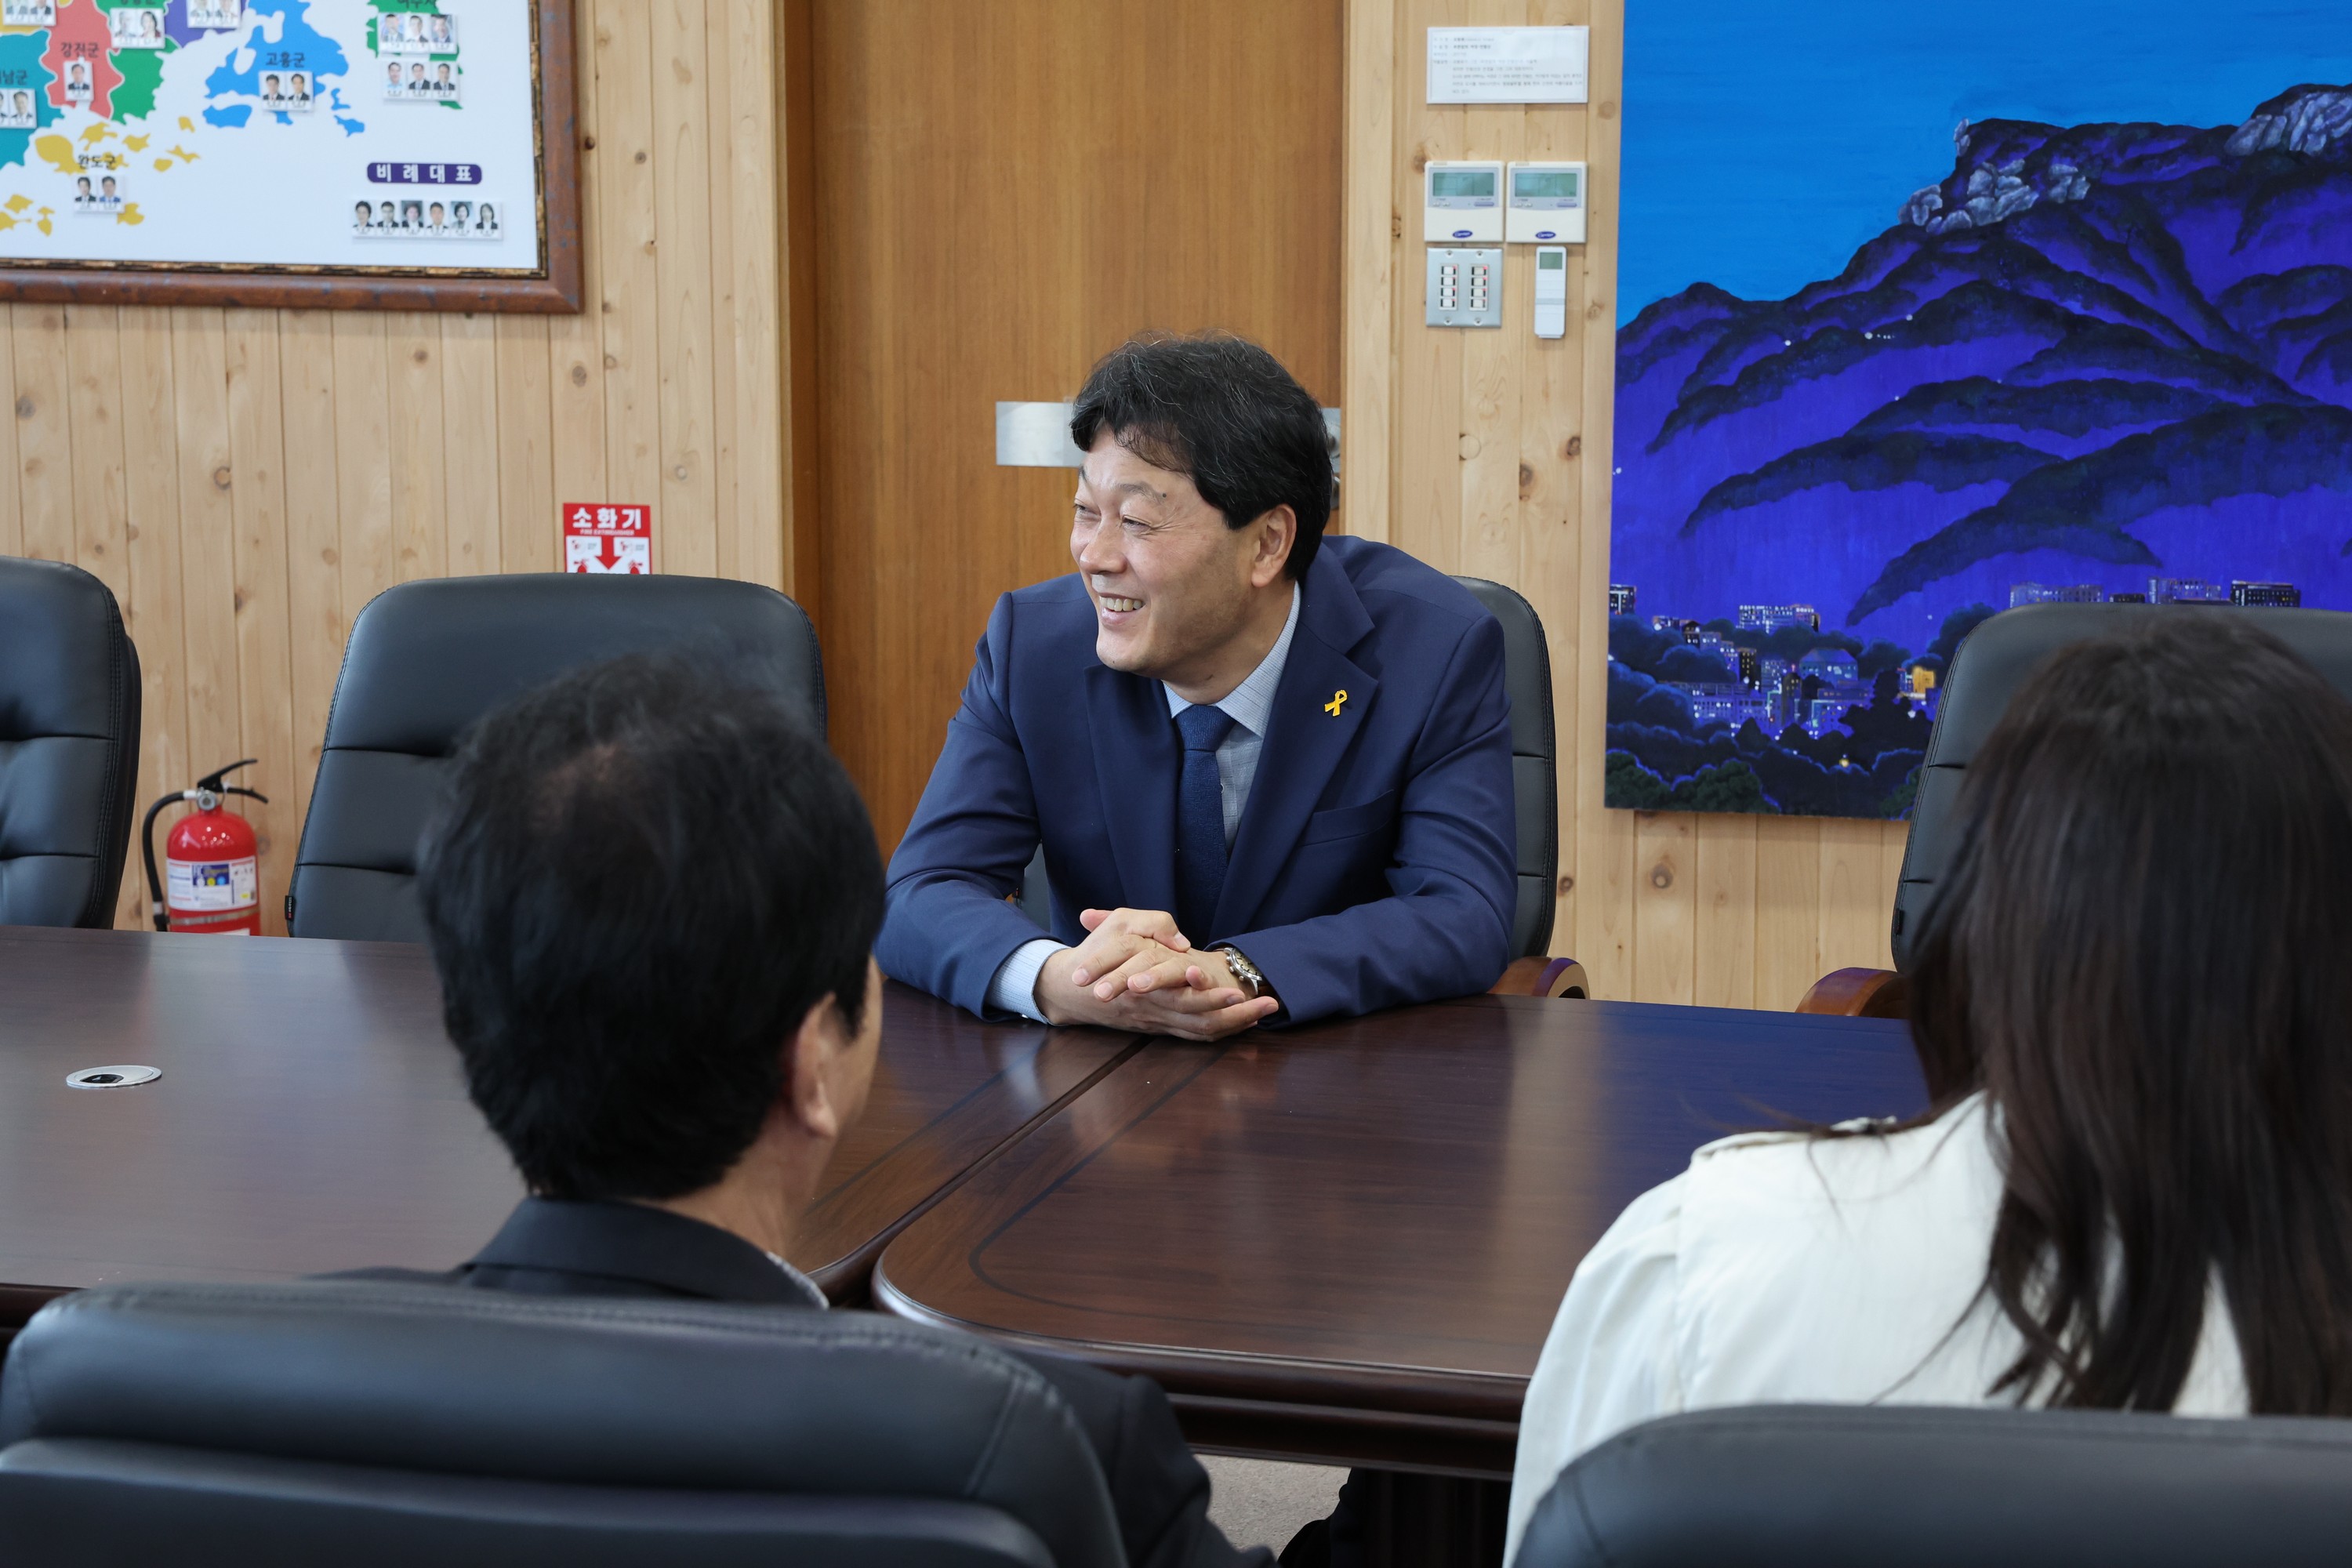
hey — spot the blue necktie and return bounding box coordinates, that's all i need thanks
[1174,704,1236,942]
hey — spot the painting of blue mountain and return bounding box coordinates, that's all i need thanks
[1606,1,2352,818]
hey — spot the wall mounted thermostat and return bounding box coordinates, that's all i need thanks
[1426,247,1502,328]
[1424,160,1504,244]
[1533,246,1568,337]
[1507,161,1587,244]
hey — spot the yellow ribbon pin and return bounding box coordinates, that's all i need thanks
[1324,689,1349,717]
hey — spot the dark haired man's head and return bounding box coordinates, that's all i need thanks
[1910,612,2352,1417]
[419,655,885,1218]
[1065,332,1332,698]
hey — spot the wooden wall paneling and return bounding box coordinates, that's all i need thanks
[546,0,608,570]
[494,319,557,575]
[1340,0,1396,545]
[1516,0,1588,956]
[13,307,76,564]
[1567,0,1631,999]
[385,314,448,583]
[113,310,186,929]
[167,310,241,808]
[1391,209,1465,575]
[1819,815,1890,975]
[591,0,661,553]
[651,0,716,580]
[778,0,818,604]
[1379,0,1451,575]
[1631,810,1695,1004]
[1882,820,1911,957]
[1693,814,1758,1008]
[222,310,297,932]
[438,314,504,579]
[702,0,741,586]
[64,301,140,926]
[1520,245,1583,954]
[64,305,132,931]
[720,0,784,592]
[1455,95,1522,583]
[1752,815,1824,1010]
[327,314,396,631]
[62,308,129,609]
[276,309,343,866]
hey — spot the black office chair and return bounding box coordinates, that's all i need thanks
[0,1279,1123,1568]
[0,557,140,929]
[1513,1402,2352,1568]
[1454,576,1560,966]
[1798,603,2352,1017]
[289,574,824,942]
[1013,575,1584,997]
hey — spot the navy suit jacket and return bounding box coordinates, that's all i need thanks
[877,535,1517,1023]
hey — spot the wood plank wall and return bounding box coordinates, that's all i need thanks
[0,0,789,935]
[1342,0,1906,1008]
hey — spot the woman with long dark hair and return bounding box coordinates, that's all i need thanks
[1504,613,2352,1561]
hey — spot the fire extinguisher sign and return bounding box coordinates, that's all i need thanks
[563,503,652,574]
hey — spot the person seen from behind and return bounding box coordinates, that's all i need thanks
[1506,613,2352,1558]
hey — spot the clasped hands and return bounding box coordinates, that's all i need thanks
[1034,908,1279,1041]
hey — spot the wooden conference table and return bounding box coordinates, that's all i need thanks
[0,924,1923,1479]
[875,995,1925,1475]
[0,925,1127,1326]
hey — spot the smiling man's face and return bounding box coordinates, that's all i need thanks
[1070,430,1274,692]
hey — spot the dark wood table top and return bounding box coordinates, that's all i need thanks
[874,994,1926,1476]
[0,927,1128,1321]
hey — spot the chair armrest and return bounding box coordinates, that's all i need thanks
[1796,967,1909,1018]
[1490,956,1591,1000]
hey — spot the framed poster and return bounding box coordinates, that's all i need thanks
[0,0,578,311]
[1604,0,2352,818]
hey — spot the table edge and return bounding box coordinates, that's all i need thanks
[874,1263,1528,1423]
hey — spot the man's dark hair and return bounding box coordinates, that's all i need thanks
[1069,332,1334,581]
[418,654,883,1203]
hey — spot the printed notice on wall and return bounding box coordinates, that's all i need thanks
[1426,27,1589,105]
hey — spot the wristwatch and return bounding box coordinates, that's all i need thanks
[1214,945,1271,1004]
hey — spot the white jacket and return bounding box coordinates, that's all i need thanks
[1502,1094,2249,1563]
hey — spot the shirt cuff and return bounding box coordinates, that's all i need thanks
[987,938,1066,1023]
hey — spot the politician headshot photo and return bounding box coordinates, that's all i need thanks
[877,332,1516,1037]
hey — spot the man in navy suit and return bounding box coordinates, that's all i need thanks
[879,333,1516,1035]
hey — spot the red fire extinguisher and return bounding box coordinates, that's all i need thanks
[141,760,270,935]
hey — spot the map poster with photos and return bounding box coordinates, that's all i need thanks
[0,0,578,311]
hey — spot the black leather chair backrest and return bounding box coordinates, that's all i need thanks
[1890,604,2352,970]
[289,574,824,942]
[0,1279,1123,1568]
[1515,1403,2352,1568]
[1014,575,1558,959]
[1454,576,1557,960]
[0,557,140,928]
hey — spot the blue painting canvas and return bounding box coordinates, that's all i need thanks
[1605,1,2352,818]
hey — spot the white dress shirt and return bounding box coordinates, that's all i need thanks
[1502,1093,2252,1565]
[986,586,1302,1022]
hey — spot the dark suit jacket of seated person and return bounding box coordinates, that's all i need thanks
[343,655,1269,1568]
[878,333,1518,1036]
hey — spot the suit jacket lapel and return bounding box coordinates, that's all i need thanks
[1086,662,1182,916]
[1214,555,1377,937]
